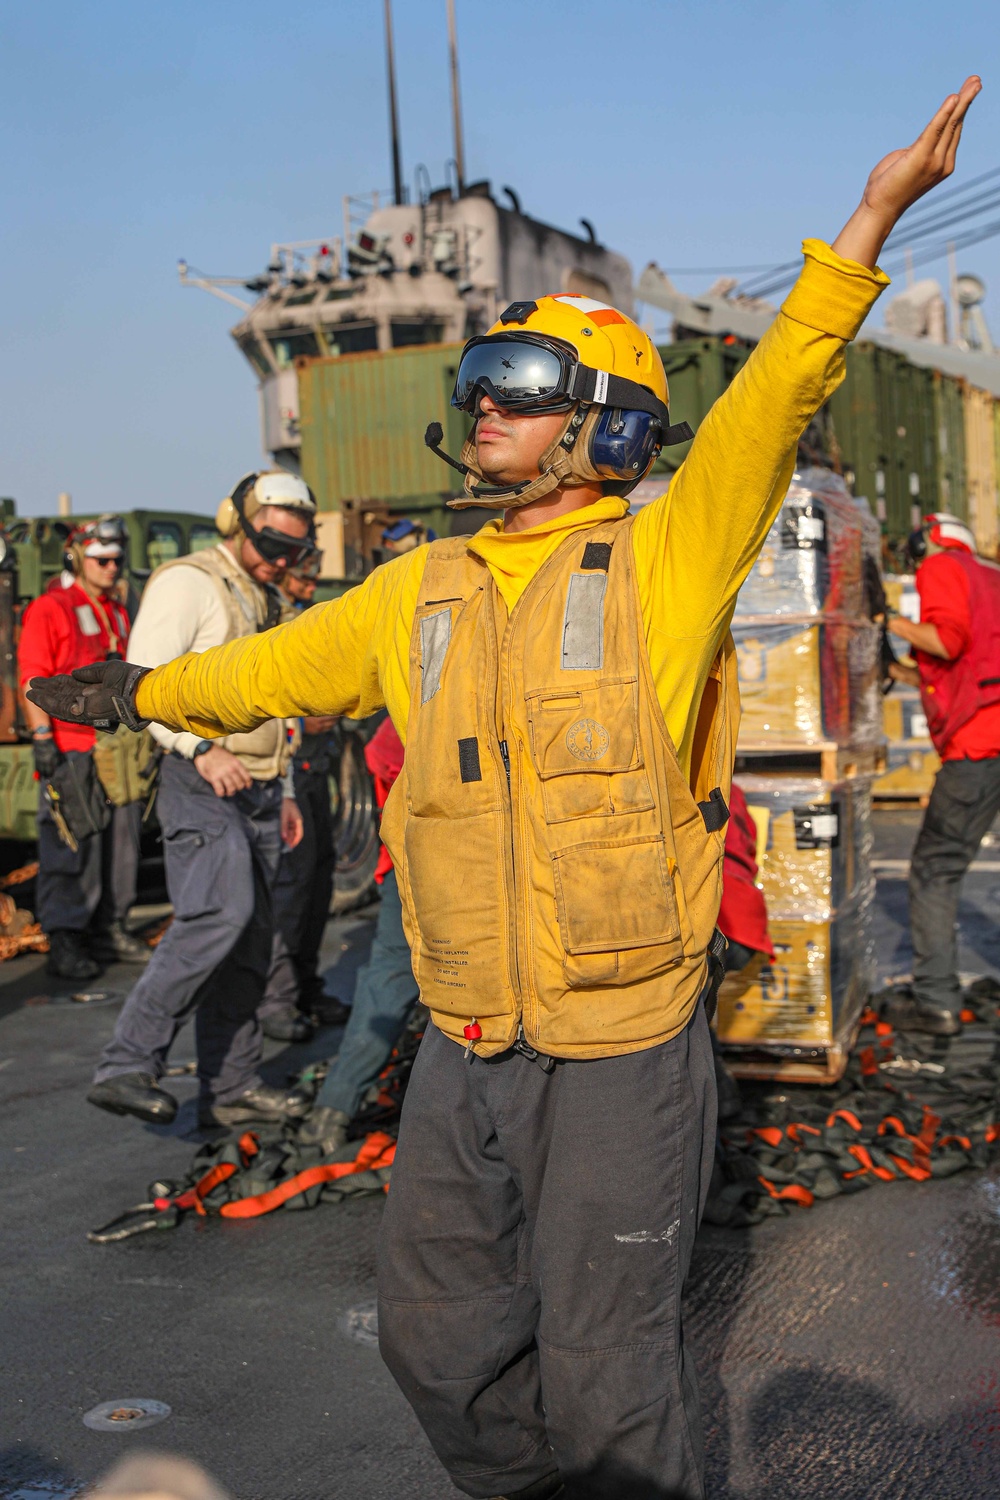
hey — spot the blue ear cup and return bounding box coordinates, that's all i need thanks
[589,408,663,485]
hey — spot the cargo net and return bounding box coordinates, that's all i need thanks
[733,469,884,749]
[708,979,1000,1228]
[88,1008,427,1244]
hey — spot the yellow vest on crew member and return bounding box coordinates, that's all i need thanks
[380,515,740,1061]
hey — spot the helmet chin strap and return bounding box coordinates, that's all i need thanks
[425,406,604,511]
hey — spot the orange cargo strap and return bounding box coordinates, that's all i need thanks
[219,1132,397,1219]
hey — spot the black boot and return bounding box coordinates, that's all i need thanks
[88,1071,178,1124]
[89,920,152,965]
[199,1082,311,1130]
[880,986,961,1037]
[261,1006,315,1043]
[297,1106,351,1153]
[46,929,101,982]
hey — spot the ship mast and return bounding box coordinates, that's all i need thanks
[447,0,465,193]
[384,0,405,206]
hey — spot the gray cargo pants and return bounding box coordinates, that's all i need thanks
[94,755,282,1106]
[910,753,1000,1013]
[377,1003,717,1500]
[36,749,141,934]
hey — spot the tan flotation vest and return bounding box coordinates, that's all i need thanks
[150,547,294,781]
[380,516,740,1061]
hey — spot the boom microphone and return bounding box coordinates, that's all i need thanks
[424,423,472,477]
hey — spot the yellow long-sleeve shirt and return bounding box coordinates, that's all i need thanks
[137,239,887,775]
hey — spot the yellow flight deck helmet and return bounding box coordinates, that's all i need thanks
[424,294,692,509]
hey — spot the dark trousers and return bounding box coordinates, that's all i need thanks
[315,868,418,1117]
[377,1005,717,1500]
[36,750,141,934]
[94,755,282,1105]
[909,753,1000,1013]
[260,764,336,1017]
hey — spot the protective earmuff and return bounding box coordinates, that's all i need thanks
[215,473,260,539]
[63,540,85,576]
[589,407,664,487]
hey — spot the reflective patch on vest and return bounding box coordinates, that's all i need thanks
[420,608,452,702]
[458,737,482,782]
[562,573,606,671]
[75,604,101,636]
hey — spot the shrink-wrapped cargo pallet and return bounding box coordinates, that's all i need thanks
[733,616,882,749]
[734,468,873,620]
[732,774,873,919]
[717,776,875,1070]
[716,883,876,1070]
[734,471,884,754]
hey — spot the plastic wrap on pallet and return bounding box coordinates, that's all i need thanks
[734,469,866,619]
[716,880,875,1051]
[734,774,872,919]
[733,616,882,748]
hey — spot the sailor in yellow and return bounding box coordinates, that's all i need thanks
[28,80,980,1500]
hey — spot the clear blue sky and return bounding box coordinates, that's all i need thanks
[2,0,996,517]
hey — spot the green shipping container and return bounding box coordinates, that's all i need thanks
[829,342,968,542]
[650,338,754,476]
[298,343,472,513]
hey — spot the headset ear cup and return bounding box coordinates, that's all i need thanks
[589,408,662,487]
[215,497,241,538]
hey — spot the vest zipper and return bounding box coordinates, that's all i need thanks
[499,739,511,787]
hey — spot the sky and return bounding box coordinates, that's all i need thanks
[2,0,997,517]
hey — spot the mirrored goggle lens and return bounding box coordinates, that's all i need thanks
[454,342,567,410]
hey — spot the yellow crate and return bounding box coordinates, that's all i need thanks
[716,888,874,1050]
[873,740,940,800]
[882,687,929,744]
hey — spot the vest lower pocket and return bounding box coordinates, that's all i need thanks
[403,812,513,1017]
[551,833,686,986]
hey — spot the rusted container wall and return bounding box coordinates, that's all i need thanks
[964,384,999,558]
[297,343,470,511]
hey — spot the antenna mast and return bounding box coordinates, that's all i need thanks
[447,0,465,193]
[384,0,404,206]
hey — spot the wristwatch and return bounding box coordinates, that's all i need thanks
[192,739,214,760]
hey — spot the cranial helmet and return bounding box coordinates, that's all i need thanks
[425,295,693,510]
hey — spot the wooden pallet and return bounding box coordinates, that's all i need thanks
[723,1042,851,1086]
[872,792,930,810]
[735,741,887,783]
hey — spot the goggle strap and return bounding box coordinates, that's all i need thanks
[568,367,688,441]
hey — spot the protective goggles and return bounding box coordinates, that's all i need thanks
[246,522,316,568]
[451,333,672,425]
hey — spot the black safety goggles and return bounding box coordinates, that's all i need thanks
[245,519,317,568]
[452,332,672,425]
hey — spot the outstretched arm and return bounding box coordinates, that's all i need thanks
[27,549,427,740]
[633,78,982,648]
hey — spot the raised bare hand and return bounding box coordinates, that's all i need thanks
[832,77,982,270]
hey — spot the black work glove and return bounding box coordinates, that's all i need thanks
[26,661,152,733]
[31,735,62,780]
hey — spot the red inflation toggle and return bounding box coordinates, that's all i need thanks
[463,1021,483,1042]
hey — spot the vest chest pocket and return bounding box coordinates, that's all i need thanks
[526,677,654,824]
[551,833,685,986]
